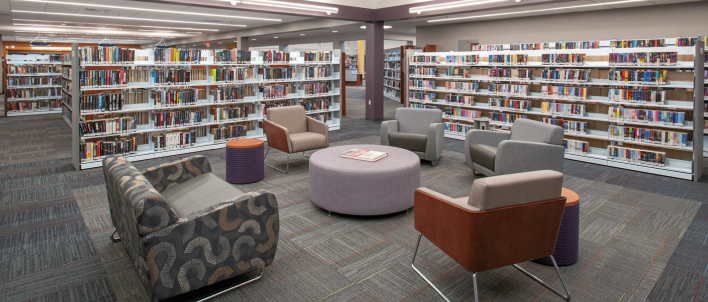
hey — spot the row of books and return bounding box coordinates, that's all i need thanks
[384,70,400,79]
[154,109,205,128]
[609,70,667,85]
[444,122,475,134]
[213,50,252,64]
[608,107,685,126]
[259,101,291,117]
[153,130,198,151]
[263,67,296,81]
[63,67,72,79]
[6,100,61,112]
[303,51,333,63]
[490,54,528,65]
[80,92,126,112]
[213,105,253,122]
[384,79,400,88]
[79,70,126,88]
[489,98,530,111]
[263,84,291,99]
[154,88,205,107]
[444,94,474,105]
[609,125,688,147]
[300,99,330,112]
[444,108,481,120]
[154,48,203,64]
[556,41,599,50]
[410,67,438,76]
[123,67,150,83]
[608,146,666,166]
[541,54,586,65]
[261,51,291,63]
[489,83,529,96]
[608,52,677,66]
[79,116,138,137]
[153,68,207,85]
[511,43,548,51]
[608,89,665,104]
[385,88,401,99]
[445,68,468,78]
[213,67,248,83]
[7,88,61,99]
[489,112,527,124]
[542,69,591,83]
[212,125,249,142]
[541,86,588,99]
[410,104,438,110]
[79,47,137,65]
[541,102,586,116]
[564,139,589,155]
[610,39,665,48]
[305,66,332,79]
[442,55,479,64]
[213,86,256,103]
[543,118,588,134]
[409,92,436,102]
[7,77,60,87]
[444,81,478,92]
[489,68,533,80]
[302,82,331,96]
[80,137,141,162]
[8,65,61,74]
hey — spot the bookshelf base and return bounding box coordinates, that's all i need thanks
[7,110,62,117]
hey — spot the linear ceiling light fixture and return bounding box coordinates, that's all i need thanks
[19,0,282,22]
[360,25,392,29]
[428,0,646,22]
[11,10,248,27]
[12,20,221,32]
[410,0,505,14]
[226,0,338,15]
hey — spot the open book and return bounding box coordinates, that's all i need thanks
[340,148,388,162]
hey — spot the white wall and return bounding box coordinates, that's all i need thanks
[416,2,708,51]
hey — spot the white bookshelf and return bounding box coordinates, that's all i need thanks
[405,37,704,181]
[384,48,402,103]
[5,54,64,117]
[69,45,343,170]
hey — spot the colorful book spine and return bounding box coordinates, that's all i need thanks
[303,82,331,96]
[303,51,332,63]
[489,54,528,65]
[410,104,438,110]
[79,116,138,137]
[471,45,503,51]
[489,98,530,111]
[608,70,667,85]
[444,108,481,120]
[444,122,475,134]
[563,139,589,155]
[608,107,685,126]
[554,41,599,50]
[443,55,479,64]
[80,136,139,162]
[212,105,252,123]
[610,39,666,48]
[541,69,591,83]
[409,92,436,102]
[608,89,665,104]
[488,83,529,96]
[444,94,474,105]
[542,54,586,65]
[212,124,249,142]
[445,68,468,78]
[488,113,527,125]
[542,102,586,116]
[488,68,533,80]
[409,67,437,76]
[608,52,677,66]
[410,55,439,64]
[608,146,666,166]
[609,125,687,147]
[541,86,588,100]
[409,80,436,90]
[543,118,588,134]
[510,43,548,50]
[153,130,198,151]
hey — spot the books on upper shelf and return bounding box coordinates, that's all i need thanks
[610,39,665,48]
[409,92,436,103]
[489,68,533,80]
[489,54,528,65]
[542,54,585,66]
[543,118,588,135]
[608,52,677,66]
[555,41,599,50]
[608,107,685,126]
[609,125,688,147]
[542,69,591,83]
[609,70,667,85]
[340,148,388,162]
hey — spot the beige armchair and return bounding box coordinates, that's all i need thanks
[264,105,329,173]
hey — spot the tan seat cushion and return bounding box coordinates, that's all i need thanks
[290,132,328,153]
[468,170,563,211]
[161,172,244,217]
[469,144,497,172]
[389,133,427,152]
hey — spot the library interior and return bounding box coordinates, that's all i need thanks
[1,0,708,301]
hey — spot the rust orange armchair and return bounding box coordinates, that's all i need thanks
[411,170,571,301]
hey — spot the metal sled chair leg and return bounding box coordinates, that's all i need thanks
[264,146,290,174]
[110,229,121,242]
[196,268,264,302]
[513,256,571,300]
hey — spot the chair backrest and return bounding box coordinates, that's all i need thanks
[395,108,442,135]
[267,106,308,134]
[467,170,563,211]
[509,118,564,145]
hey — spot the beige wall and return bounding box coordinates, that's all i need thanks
[416,2,708,51]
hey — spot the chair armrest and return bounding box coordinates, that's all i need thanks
[141,190,280,301]
[264,119,292,153]
[143,155,212,193]
[307,117,329,148]
[414,188,566,273]
[380,120,398,146]
[496,141,565,175]
[464,130,511,167]
[425,123,445,161]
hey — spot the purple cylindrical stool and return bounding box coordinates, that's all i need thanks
[225,139,264,184]
[534,188,579,266]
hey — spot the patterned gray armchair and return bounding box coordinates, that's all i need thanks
[103,155,279,301]
[380,108,445,165]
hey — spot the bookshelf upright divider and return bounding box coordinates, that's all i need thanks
[69,44,342,170]
[406,38,705,181]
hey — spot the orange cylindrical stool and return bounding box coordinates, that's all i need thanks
[534,188,579,266]
[225,139,264,184]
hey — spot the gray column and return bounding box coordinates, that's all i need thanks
[365,21,384,121]
[239,37,250,51]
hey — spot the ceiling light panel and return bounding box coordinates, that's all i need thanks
[410,0,505,14]
[18,0,283,22]
[12,10,248,27]
[222,0,338,14]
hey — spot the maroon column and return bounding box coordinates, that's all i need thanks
[365,21,384,121]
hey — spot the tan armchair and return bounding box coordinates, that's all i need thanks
[412,170,571,302]
[263,105,329,173]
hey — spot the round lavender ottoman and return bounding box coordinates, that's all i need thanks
[534,188,580,266]
[309,145,420,216]
[225,139,264,184]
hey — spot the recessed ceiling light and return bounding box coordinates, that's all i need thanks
[19,0,282,22]
[11,10,248,27]
[193,44,196,46]
[300,34,305,36]
[360,25,392,29]
[218,42,222,44]
[332,31,338,32]
[252,38,256,40]
[274,37,278,38]
[427,0,646,22]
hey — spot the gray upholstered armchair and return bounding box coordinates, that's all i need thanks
[381,108,444,165]
[465,118,565,176]
[103,155,279,301]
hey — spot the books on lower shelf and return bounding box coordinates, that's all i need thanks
[409,92,436,102]
[153,130,198,151]
[444,122,474,134]
[610,39,665,48]
[489,83,529,96]
[340,148,388,162]
[542,69,591,83]
[445,108,481,120]
[564,139,589,155]
[543,118,588,134]
[609,125,688,147]
[542,86,588,100]
[410,80,436,90]
[542,102,586,116]
[445,81,478,92]
[608,107,685,126]
[609,52,677,66]
[445,94,474,105]
[489,68,533,80]
[489,113,528,125]
[608,146,666,167]
[609,70,667,85]
[212,123,250,143]
[410,104,438,110]
[80,136,141,162]
[490,98,530,112]
[608,89,666,104]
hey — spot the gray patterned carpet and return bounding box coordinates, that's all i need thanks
[1,86,707,301]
